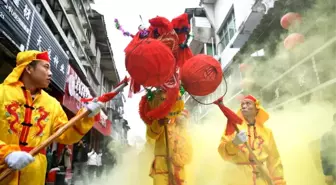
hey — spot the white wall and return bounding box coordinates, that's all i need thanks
[203,0,255,68]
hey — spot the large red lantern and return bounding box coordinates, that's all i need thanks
[280,12,302,30]
[125,39,175,87]
[284,33,305,50]
[180,54,223,96]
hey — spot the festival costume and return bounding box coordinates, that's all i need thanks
[218,95,286,185]
[147,107,192,185]
[0,50,95,185]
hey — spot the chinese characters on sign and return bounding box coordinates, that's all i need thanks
[0,0,69,92]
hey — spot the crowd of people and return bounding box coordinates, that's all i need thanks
[45,139,117,185]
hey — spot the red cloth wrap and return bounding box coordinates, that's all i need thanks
[171,13,193,67]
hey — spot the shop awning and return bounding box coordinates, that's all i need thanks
[93,111,112,136]
[93,120,111,136]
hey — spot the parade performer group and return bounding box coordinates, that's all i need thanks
[114,10,288,184]
[0,12,288,185]
[0,50,103,185]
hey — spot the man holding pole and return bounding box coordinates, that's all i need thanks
[218,95,286,185]
[147,109,193,185]
[0,50,103,185]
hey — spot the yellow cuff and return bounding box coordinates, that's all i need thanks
[225,141,239,156]
[0,144,20,161]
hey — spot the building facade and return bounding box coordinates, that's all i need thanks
[184,1,276,122]
[185,0,336,123]
[0,0,128,180]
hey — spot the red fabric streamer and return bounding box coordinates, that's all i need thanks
[125,39,176,87]
[81,77,129,103]
[180,54,223,96]
[214,97,243,136]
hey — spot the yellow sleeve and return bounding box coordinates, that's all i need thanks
[146,120,164,140]
[218,133,240,161]
[0,84,20,166]
[172,131,193,166]
[52,103,95,145]
[266,131,286,185]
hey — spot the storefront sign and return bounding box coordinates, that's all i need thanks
[93,119,111,136]
[63,66,92,113]
[63,67,112,136]
[0,0,69,92]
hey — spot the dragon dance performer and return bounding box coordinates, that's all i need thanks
[218,95,286,185]
[0,50,102,185]
[147,108,193,185]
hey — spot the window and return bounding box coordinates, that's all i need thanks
[218,9,236,52]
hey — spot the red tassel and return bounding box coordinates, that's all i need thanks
[146,87,179,119]
[176,47,193,68]
[214,97,243,136]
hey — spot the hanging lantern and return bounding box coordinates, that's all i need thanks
[125,38,176,87]
[180,54,223,96]
[284,33,305,50]
[240,78,255,90]
[236,94,245,101]
[239,63,249,72]
[280,12,302,30]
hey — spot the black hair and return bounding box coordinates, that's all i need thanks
[28,60,39,68]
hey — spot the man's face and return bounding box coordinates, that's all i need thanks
[27,60,52,88]
[241,99,258,118]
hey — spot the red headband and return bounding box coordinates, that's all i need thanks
[244,95,257,102]
[36,51,50,62]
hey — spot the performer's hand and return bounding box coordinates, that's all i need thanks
[158,118,169,126]
[325,175,334,185]
[5,151,34,170]
[86,99,104,117]
[233,131,247,145]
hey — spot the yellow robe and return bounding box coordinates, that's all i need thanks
[0,82,94,185]
[147,120,192,185]
[218,119,286,185]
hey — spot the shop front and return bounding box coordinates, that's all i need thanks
[62,66,112,159]
[0,0,69,95]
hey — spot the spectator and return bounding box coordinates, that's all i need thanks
[71,139,89,185]
[58,145,72,171]
[87,148,98,181]
[320,113,336,185]
[96,149,103,178]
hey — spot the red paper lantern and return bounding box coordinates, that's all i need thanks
[239,63,249,72]
[284,33,304,50]
[125,39,176,87]
[180,54,223,96]
[280,12,302,30]
[240,78,255,89]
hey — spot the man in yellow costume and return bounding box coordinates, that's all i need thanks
[147,108,193,185]
[0,50,103,185]
[218,95,286,185]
